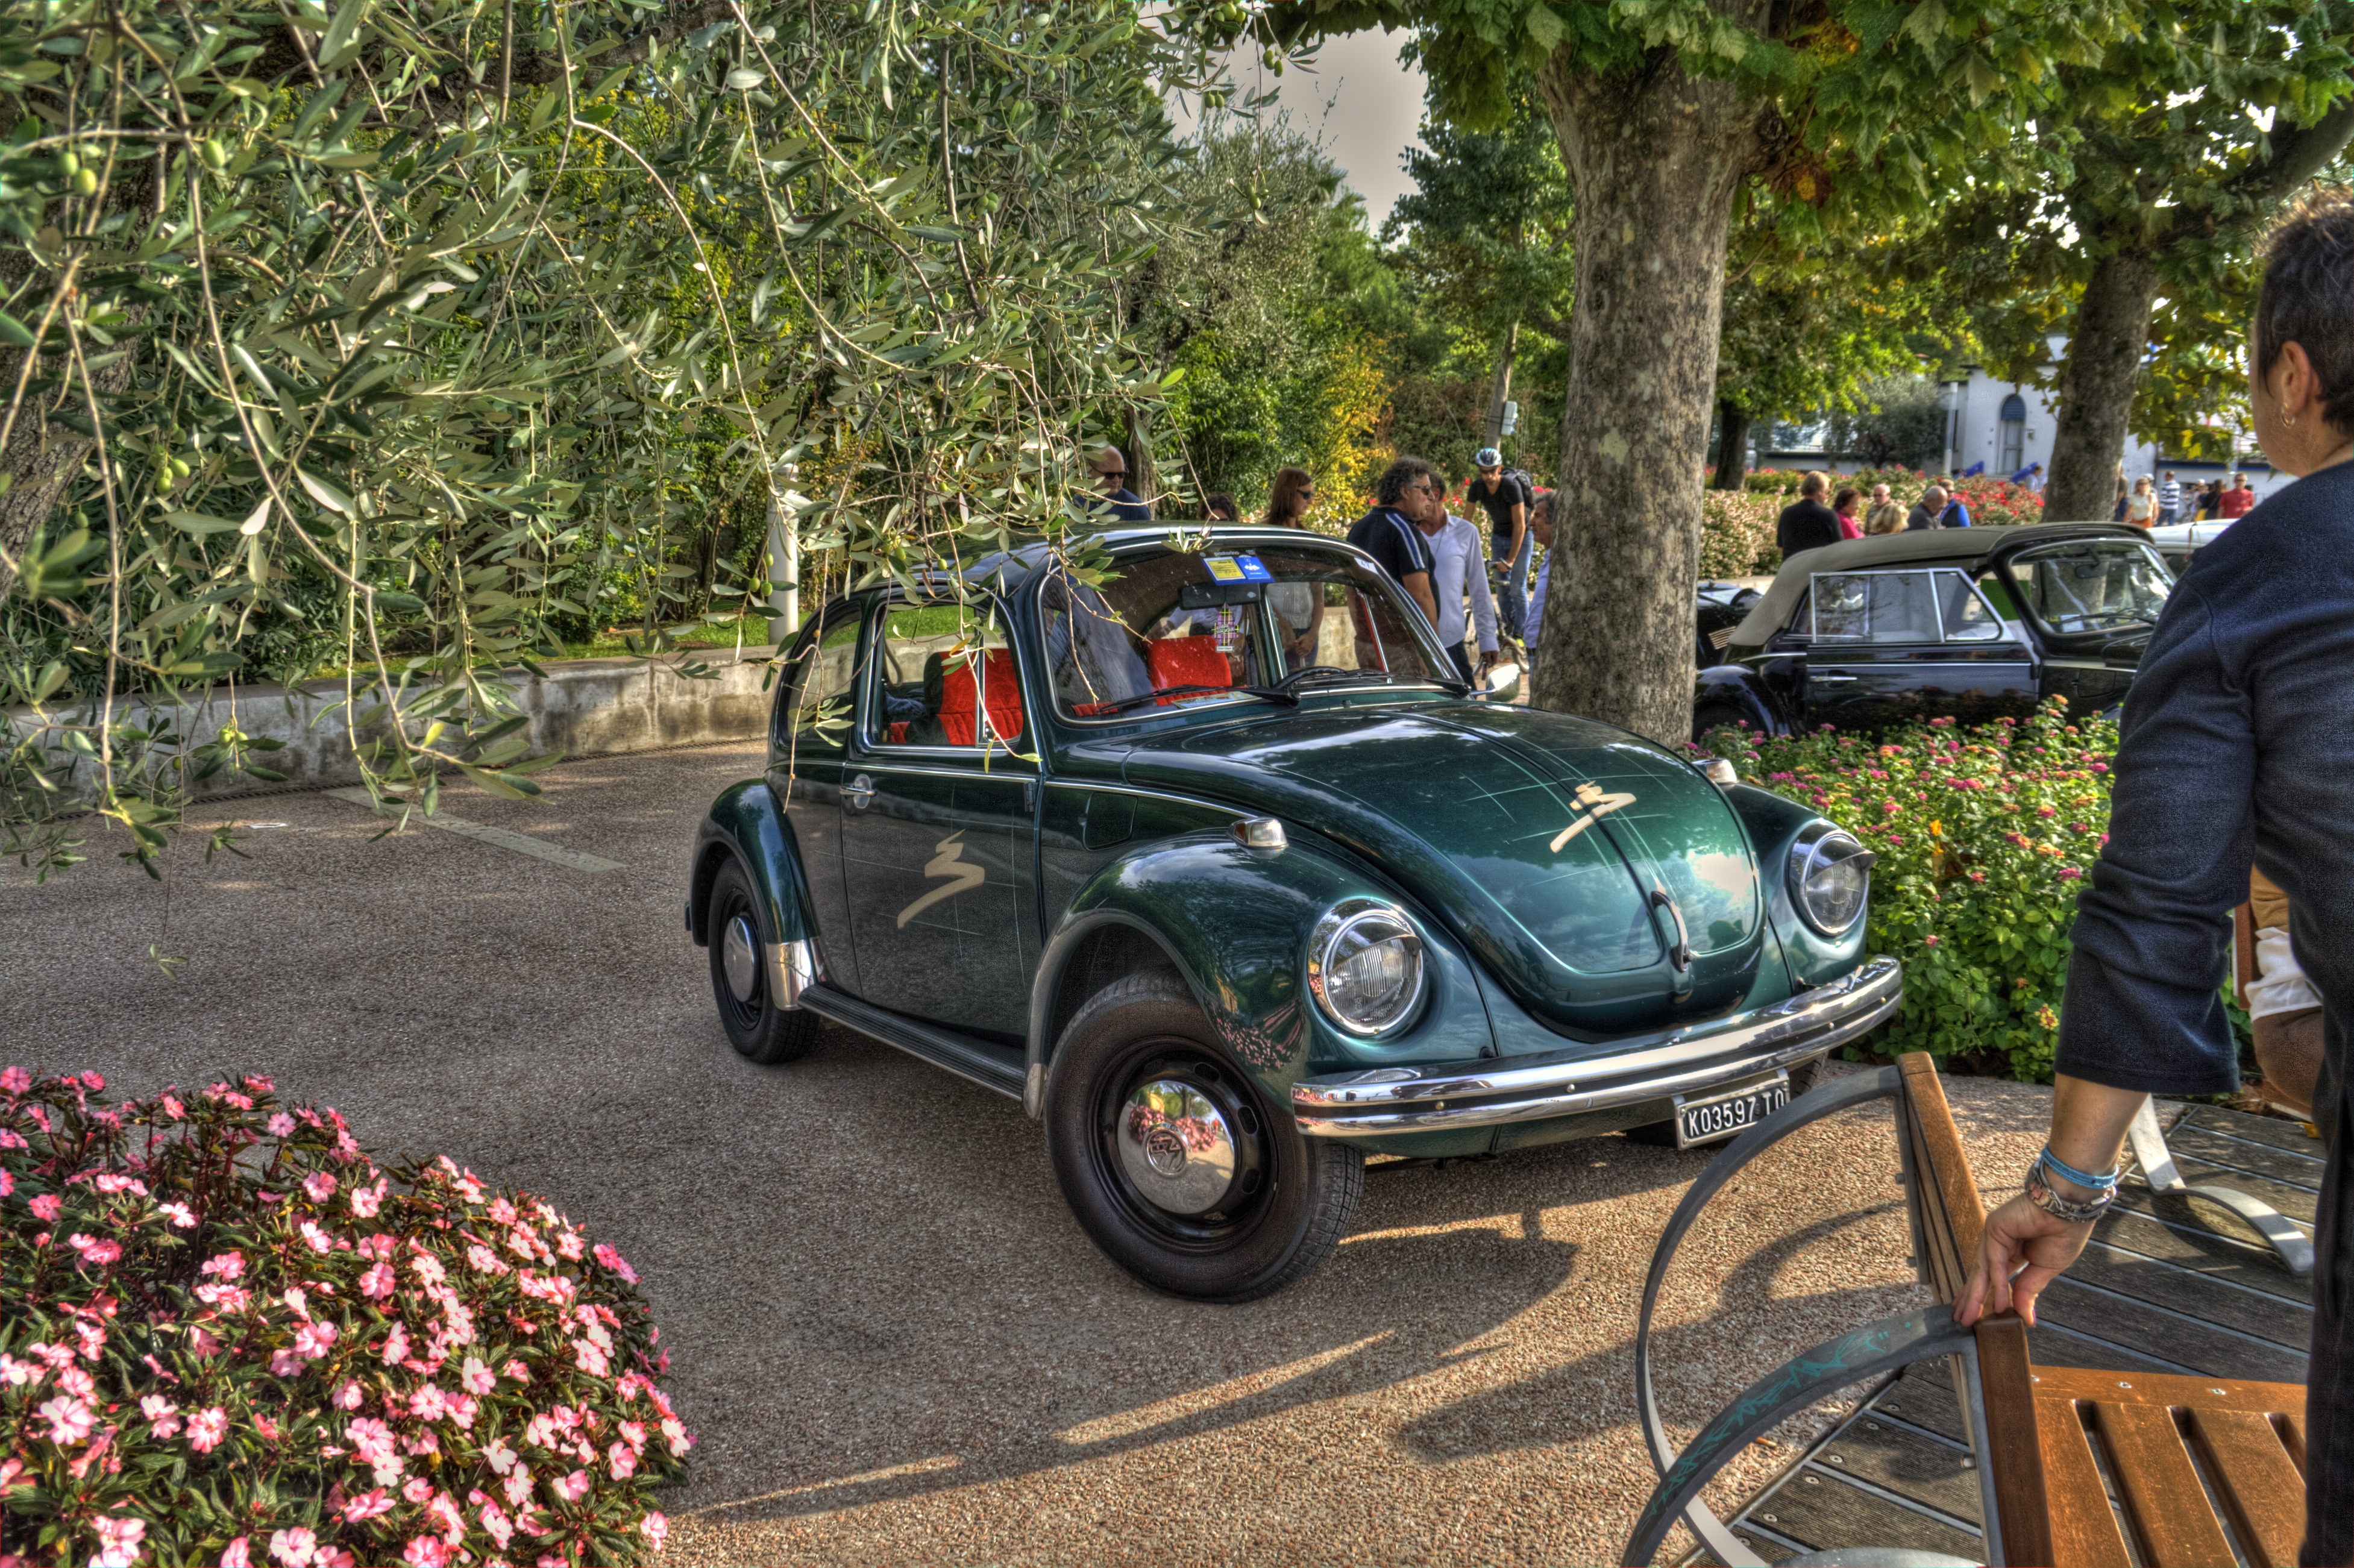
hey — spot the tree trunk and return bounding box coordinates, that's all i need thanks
[1711,398,1751,491]
[1125,404,1160,517]
[1530,44,1763,744]
[2043,249,2162,523]
[0,340,140,604]
[1483,317,1519,448]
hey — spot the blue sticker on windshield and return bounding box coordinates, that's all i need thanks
[1220,554,1272,582]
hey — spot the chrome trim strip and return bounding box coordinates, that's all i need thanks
[1291,956,1901,1136]
[761,938,823,1009]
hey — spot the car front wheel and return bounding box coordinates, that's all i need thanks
[706,858,819,1065]
[1046,971,1362,1303]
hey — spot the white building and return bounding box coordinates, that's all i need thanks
[1762,335,2296,514]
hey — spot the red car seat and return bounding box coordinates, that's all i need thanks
[936,648,1025,745]
[1146,635,1232,703]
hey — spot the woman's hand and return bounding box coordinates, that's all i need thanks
[1955,1195,2097,1327]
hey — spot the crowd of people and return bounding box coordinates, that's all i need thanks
[2114,467,2258,525]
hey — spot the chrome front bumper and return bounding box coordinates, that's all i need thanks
[1290,956,1901,1137]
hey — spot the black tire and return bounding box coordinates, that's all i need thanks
[1692,701,1750,745]
[706,858,819,1065]
[1045,971,1363,1303]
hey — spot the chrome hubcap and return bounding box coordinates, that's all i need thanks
[721,914,761,1003]
[1117,1079,1237,1215]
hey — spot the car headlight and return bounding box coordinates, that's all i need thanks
[1787,824,1874,936]
[1307,900,1426,1036]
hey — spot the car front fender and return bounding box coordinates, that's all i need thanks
[1024,829,1495,1117]
[687,777,817,948]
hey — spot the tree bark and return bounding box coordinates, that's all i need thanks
[1125,404,1159,516]
[2043,249,2162,523]
[1710,398,1751,491]
[1530,43,1763,744]
[1483,317,1519,448]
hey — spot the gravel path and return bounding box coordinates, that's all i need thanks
[1,742,2057,1564]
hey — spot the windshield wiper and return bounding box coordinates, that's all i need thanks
[1270,665,1394,694]
[1092,683,1299,715]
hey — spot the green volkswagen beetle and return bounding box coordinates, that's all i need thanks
[686,527,1898,1301]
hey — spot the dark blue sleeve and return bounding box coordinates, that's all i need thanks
[2054,586,2251,1095]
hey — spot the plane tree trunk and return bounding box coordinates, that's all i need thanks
[1529,42,1764,744]
[2042,249,2162,524]
[1711,398,1752,491]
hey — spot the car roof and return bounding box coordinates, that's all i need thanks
[931,525,1372,592]
[1728,521,2154,647]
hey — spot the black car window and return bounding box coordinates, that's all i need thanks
[2003,539,2171,634]
[774,605,862,754]
[864,598,1027,752]
[1936,572,2007,642]
[1040,543,1438,720]
[1812,571,1943,643]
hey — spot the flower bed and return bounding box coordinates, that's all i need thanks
[1698,490,1784,578]
[2,1071,685,1566]
[1700,700,2113,1081]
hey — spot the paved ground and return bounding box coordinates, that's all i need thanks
[1,743,2059,1565]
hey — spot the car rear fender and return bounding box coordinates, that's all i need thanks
[1023,829,1495,1118]
[688,778,817,947]
[1694,665,1787,736]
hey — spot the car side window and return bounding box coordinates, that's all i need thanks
[776,607,862,754]
[1812,571,1941,643]
[867,598,1028,751]
[1935,571,2006,642]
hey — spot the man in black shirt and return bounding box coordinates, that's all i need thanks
[1347,456,1440,625]
[1774,471,1843,557]
[1464,447,1533,638]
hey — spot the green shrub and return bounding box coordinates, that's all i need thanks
[1698,491,1784,578]
[2,1071,685,1565]
[1703,700,2115,1080]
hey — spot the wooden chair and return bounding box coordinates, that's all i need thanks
[1622,1052,2309,1567]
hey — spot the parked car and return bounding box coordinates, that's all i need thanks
[688,528,1900,1301]
[2144,517,2238,575]
[1695,580,1764,666]
[1693,522,2171,739]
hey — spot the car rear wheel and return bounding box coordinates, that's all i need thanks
[1046,971,1362,1302]
[706,858,818,1065]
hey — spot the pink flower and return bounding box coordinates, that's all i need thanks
[141,1396,181,1438]
[299,1221,333,1253]
[187,1406,229,1452]
[350,1181,384,1219]
[294,1321,337,1359]
[503,1466,534,1508]
[378,1323,410,1366]
[2058,866,2084,880]
[359,1261,395,1301]
[459,1356,495,1396]
[188,1326,222,1356]
[201,1251,246,1281]
[304,1171,337,1203]
[92,1516,146,1568]
[404,1477,435,1505]
[504,1359,530,1384]
[268,1526,316,1567]
[347,1418,397,1465]
[0,1065,27,1095]
[333,1380,364,1411]
[30,1193,61,1221]
[342,1488,394,1522]
[268,1113,297,1138]
[219,1538,251,1568]
[38,1394,95,1444]
[1922,935,1941,949]
[592,1243,639,1284]
[550,1469,591,1504]
[642,1513,669,1552]
[269,1349,305,1376]
[400,1539,449,1568]
[1,1352,41,1387]
[425,1491,465,1544]
[609,1440,637,1479]
[157,1202,196,1229]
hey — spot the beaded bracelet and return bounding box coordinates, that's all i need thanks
[2024,1156,2117,1224]
[2036,1144,2121,1193]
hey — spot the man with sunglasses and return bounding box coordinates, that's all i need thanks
[1087,446,1151,523]
[1347,456,1441,626]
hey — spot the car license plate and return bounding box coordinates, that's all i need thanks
[1671,1073,1791,1149]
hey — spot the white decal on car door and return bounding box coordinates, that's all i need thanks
[896,831,989,928]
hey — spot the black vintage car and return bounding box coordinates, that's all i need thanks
[1692,523,2173,739]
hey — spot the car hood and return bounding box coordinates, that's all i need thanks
[1117,702,1767,1033]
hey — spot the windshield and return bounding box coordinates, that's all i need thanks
[1038,543,1442,720]
[2003,539,2172,636]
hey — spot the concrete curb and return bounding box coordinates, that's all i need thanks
[9,647,781,803]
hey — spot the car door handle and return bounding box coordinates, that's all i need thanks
[1811,674,1859,684]
[844,773,876,810]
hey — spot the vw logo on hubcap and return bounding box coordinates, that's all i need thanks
[1116,1078,1239,1215]
[721,915,761,1003]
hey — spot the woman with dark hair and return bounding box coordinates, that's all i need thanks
[1831,484,1864,539]
[1263,466,1316,528]
[1960,189,2354,1565]
[1204,492,1241,523]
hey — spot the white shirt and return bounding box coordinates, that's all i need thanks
[1422,514,1498,652]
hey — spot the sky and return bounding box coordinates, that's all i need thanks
[1184,27,1431,229]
